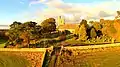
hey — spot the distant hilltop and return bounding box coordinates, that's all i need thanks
[0,25,10,29]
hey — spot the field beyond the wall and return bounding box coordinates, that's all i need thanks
[56,46,120,67]
[0,48,46,67]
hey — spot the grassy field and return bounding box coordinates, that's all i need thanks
[0,43,6,48]
[0,52,31,67]
[56,47,120,67]
[78,49,120,67]
[0,38,7,48]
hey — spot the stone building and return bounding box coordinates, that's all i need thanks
[57,16,79,33]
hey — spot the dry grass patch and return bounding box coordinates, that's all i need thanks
[56,47,120,67]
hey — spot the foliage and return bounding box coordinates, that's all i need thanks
[6,19,57,47]
[64,30,71,35]
[41,18,56,33]
[80,19,89,29]
[5,17,60,48]
[5,11,120,47]
[90,28,97,38]
[78,24,88,41]
[115,11,120,19]
[74,19,89,41]
[66,34,74,40]
[75,25,80,35]
[92,22,102,31]
[59,35,66,41]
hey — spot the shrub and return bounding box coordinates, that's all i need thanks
[64,30,71,35]
[59,35,66,41]
[67,34,74,39]
[35,39,58,48]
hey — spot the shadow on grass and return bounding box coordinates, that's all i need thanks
[0,37,8,48]
[42,51,51,67]
[0,37,7,44]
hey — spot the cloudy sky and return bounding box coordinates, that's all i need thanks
[0,0,120,25]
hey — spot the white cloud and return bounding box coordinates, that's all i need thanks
[20,1,24,4]
[26,0,120,23]
[29,0,47,6]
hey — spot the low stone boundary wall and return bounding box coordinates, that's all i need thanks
[0,48,47,67]
[64,43,120,50]
[0,48,46,52]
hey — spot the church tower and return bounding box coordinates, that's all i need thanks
[57,16,65,26]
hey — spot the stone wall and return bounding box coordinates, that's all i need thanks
[64,43,120,50]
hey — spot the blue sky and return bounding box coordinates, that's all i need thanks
[0,0,46,25]
[0,0,119,25]
[63,0,103,3]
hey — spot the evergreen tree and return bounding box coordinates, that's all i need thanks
[90,28,97,38]
[78,24,88,41]
[75,25,80,35]
[41,18,56,33]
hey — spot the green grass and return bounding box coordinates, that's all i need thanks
[0,38,7,48]
[0,52,31,67]
[0,43,6,48]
